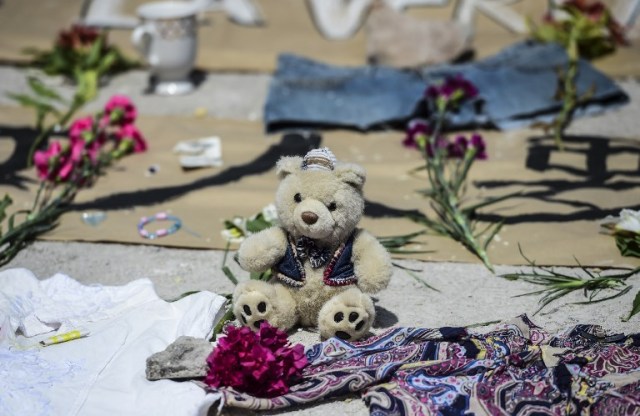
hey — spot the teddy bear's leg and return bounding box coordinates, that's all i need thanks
[317,287,375,341]
[233,280,298,331]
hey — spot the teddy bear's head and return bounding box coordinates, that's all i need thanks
[274,148,365,245]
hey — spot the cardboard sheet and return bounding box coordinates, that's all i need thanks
[1,105,639,268]
[0,0,638,75]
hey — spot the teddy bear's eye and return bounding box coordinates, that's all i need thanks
[328,202,337,211]
[294,193,302,203]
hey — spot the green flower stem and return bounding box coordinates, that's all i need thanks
[552,25,580,151]
[1,133,115,267]
[421,104,495,272]
[211,307,235,341]
[0,184,76,267]
[452,150,477,194]
[26,94,85,167]
[451,205,495,272]
[30,181,46,214]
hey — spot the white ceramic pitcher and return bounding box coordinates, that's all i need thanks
[131,1,199,95]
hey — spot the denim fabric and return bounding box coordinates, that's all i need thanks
[273,233,356,287]
[325,232,356,285]
[274,240,304,283]
[264,42,629,133]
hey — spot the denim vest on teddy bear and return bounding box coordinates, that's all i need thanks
[273,232,357,287]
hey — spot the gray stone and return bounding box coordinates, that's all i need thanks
[146,336,214,380]
[365,2,470,68]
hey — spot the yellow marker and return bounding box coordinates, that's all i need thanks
[40,329,90,346]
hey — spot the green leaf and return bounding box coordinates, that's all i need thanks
[8,210,30,231]
[222,265,238,285]
[572,285,632,305]
[623,289,640,322]
[169,290,201,302]
[27,77,65,103]
[615,234,640,258]
[0,194,12,225]
[503,247,638,315]
[403,268,440,292]
[482,221,503,251]
[97,50,118,74]
[377,230,426,248]
[462,191,522,215]
[6,93,60,116]
[210,307,235,341]
[500,273,522,282]
[250,270,272,281]
[245,216,272,233]
[85,34,105,69]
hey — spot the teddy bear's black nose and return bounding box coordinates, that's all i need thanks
[301,211,318,225]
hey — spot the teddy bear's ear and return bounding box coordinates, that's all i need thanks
[276,156,303,179]
[335,163,366,190]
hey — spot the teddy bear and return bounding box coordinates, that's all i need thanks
[232,147,393,341]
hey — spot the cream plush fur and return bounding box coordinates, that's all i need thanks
[233,151,393,340]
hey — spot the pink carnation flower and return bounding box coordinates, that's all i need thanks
[115,124,148,153]
[33,141,81,183]
[34,136,103,184]
[104,95,137,126]
[57,156,76,182]
[69,116,94,144]
[34,141,64,181]
[205,322,308,398]
[71,136,101,165]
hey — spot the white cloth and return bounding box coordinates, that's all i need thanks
[0,268,227,416]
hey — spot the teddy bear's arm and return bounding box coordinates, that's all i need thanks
[236,227,288,272]
[351,229,393,294]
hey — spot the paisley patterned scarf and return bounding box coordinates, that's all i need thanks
[203,315,640,415]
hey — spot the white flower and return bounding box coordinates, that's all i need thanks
[616,209,640,234]
[221,228,245,244]
[231,217,246,229]
[221,216,248,243]
[601,209,640,235]
[221,205,278,243]
[261,203,278,223]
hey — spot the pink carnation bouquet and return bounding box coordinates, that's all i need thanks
[33,95,147,185]
[0,95,147,267]
[205,322,308,398]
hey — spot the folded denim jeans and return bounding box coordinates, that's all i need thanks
[264,42,629,132]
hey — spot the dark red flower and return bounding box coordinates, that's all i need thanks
[447,136,468,158]
[56,25,100,50]
[425,74,478,103]
[563,0,628,46]
[469,133,487,160]
[403,119,431,149]
[564,0,606,22]
[205,322,308,398]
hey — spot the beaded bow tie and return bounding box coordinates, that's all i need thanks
[295,236,330,268]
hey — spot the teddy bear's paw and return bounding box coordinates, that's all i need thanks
[318,290,375,341]
[331,307,371,341]
[234,291,274,331]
